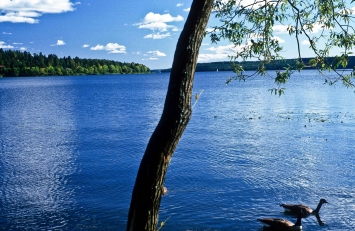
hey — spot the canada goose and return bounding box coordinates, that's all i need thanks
[280,199,328,215]
[257,209,304,230]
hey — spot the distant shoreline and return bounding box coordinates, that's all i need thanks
[152,56,355,73]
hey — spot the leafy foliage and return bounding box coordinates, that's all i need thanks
[0,49,150,77]
[211,0,355,93]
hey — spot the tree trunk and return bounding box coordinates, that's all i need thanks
[126,0,214,230]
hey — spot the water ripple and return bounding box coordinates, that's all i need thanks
[1,73,355,230]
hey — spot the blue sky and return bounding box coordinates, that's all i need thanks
[1,0,354,70]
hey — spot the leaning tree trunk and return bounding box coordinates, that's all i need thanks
[126,0,214,230]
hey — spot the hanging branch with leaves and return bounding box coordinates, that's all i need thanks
[211,0,355,95]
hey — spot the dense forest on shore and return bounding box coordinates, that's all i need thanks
[156,56,355,73]
[0,49,150,77]
[2,49,353,77]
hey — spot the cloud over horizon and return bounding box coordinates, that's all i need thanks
[0,40,26,50]
[134,12,183,39]
[144,32,171,39]
[90,43,126,54]
[0,0,80,23]
[143,50,166,60]
[51,40,66,46]
[198,44,245,62]
[0,41,14,49]
[273,23,328,34]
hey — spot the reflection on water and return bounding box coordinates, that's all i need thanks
[0,78,78,230]
[160,71,355,231]
[1,72,355,230]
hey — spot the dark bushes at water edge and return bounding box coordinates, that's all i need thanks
[0,49,150,77]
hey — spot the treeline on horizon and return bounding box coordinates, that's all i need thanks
[0,49,150,77]
[157,56,355,73]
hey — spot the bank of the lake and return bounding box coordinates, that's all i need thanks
[153,56,355,73]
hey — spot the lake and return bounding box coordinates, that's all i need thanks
[0,70,355,230]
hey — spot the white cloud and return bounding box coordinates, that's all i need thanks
[143,50,166,60]
[0,0,79,23]
[2,32,12,34]
[90,43,126,54]
[206,44,242,54]
[339,7,355,15]
[183,8,190,12]
[0,13,38,23]
[135,12,183,39]
[51,39,66,46]
[306,23,327,33]
[0,41,14,49]
[198,44,245,62]
[109,49,125,54]
[273,22,328,35]
[199,35,285,63]
[57,40,66,45]
[137,21,177,32]
[301,40,310,45]
[272,36,285,43]
[273,25,289,34]
[205,27,215,33]
[141,12,183,24]
[247,33,285,44]
[83,44,90,48]
[0,41,26,50]
[176,3,184,7]
[147,50,166,57]
[198,53,231,62]
[91,45,104,50]
[144,32,171,39]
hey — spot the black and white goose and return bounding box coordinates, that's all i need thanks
[257,209,304,230]
[280,199,328,215]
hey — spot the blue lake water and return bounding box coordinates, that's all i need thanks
[0,71,355,230]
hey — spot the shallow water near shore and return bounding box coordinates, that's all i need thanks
[1,70,355,230]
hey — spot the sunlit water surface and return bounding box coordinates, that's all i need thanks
[0,71,354,230]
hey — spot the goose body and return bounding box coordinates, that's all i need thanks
[257,211,303,230]
[280,199,328,215]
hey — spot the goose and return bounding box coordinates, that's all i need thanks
[257,209,304,230]
[280,199,328,215]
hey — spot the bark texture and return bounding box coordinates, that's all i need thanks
[126,0,214,230]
